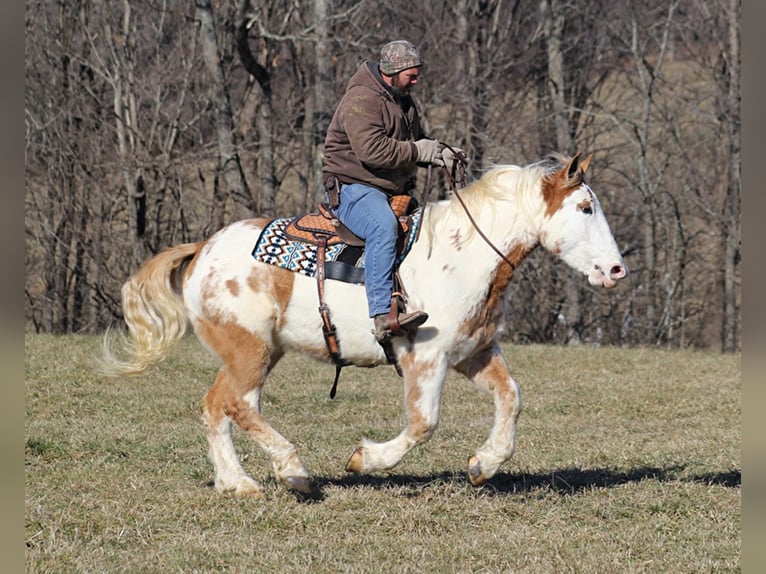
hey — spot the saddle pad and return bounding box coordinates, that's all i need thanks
[251,209,423,282]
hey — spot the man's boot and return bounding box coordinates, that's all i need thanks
[373,310,428,343]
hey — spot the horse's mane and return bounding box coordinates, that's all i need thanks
[421,155,567,248]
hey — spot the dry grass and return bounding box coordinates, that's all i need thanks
[25,334,740,573]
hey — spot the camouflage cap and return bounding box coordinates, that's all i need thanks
[379,40,423,75]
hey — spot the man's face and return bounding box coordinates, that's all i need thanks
[392,68,421,94]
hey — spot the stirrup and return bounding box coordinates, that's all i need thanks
[372,310,428,343]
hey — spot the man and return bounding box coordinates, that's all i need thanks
[322,40,462,343]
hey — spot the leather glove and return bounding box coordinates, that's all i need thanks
[442,146,468,173]
[414,139,444,166]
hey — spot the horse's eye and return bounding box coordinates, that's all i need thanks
[581,205,593,215]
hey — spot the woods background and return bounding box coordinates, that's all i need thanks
[24,0,741,352]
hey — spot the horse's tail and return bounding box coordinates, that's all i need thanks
[100,242,201,376]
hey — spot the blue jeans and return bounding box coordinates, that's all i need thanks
[331,183,398,317]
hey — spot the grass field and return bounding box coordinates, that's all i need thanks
[25,334,740,573]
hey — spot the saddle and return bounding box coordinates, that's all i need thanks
[283,193,419,398]
[283,194,418,249]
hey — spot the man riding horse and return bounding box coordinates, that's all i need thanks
[322,40,465,343]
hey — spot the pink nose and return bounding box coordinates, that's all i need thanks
[610,264,628,280]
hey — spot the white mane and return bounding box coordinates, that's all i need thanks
[421,162,551,250]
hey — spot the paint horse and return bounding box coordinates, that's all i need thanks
[103,153,628,497]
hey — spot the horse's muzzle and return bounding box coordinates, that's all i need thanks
[589,262,628,288]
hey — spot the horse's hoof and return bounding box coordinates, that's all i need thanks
[467,455,487,486]
[345,447,364,473]
[282,475,314,494]
[228,477,265,498]
[237,487,266,499]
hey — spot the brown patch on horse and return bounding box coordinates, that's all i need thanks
[225,279,240,297]
[245,266,295,329]
[398,354,439,443]
[244,266,332,360]
[577,197,593,212]
[449,229,463,250]
[202,367,267,446]
[457,242,537,344]
[199,272,226,323]
[196,318,274,398]
[269,268,296,326]
[541,153,592,217]
[456,349,514,397]
[223,390,268,435]
[542,171,582,217]
[201,368,228,426]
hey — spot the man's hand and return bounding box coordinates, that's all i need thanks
[414,139,444,166]
[442,146,467,173]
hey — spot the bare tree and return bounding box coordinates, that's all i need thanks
[24,0,740,351]
[713,0,741,352]
[673,0,741,351]
[26,0,112,332]
[235,0,305,218]
[27,0,212,331]
[197,0,254,232]
[538,0,583,344]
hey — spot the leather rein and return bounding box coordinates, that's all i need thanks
[423,144,517,272]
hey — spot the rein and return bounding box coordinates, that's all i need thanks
[438,144,518,272]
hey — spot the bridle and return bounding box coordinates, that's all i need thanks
[421,144,518,271]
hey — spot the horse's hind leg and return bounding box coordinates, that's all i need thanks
[202,368,265,497]
[456,343,522,486]
[199,322,312,496]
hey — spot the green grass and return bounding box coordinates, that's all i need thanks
[25,334,740,573]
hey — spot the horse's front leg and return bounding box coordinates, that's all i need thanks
[456,342,522,486]
[346,352,448,474]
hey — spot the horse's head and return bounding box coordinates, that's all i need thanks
[539,153,628,288]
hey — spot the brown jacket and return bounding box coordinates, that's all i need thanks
[322,61,425,195]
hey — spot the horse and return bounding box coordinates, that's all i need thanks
[102,152,628,497]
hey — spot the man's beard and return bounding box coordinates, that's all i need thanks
[391,77,412,96]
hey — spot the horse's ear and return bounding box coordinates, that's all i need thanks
[565,152,583,179]
[579,153,593,174]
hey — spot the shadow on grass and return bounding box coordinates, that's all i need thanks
[312,465,740,498]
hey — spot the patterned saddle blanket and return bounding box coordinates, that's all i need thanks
[251,207,423,285]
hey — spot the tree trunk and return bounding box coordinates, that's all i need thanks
[540,0,581,344]
[100,0,146,267]
[236,0,277,217]
[541,0,573,155]
[722,0,741,352]
[198,0,254,226]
